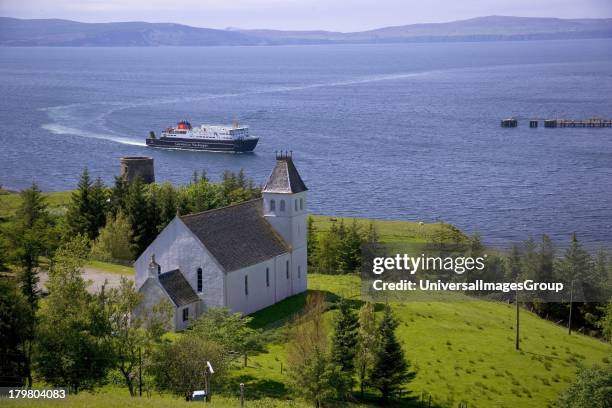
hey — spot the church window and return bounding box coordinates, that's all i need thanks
[197,268,202,292]
[280,200,285,211]
[182,307,189,322]
[157,265,161,275]
[266,267,270,287]
[286,260,289,279]
[270,199,276,211]
[300,198,304,210]
[245,275,249,296]
[295,199,298,211]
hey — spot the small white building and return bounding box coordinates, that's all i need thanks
[134,153,308,331]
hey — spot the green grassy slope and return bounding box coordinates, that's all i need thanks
[240,274,610,408]
[0,190,72,220]
[310,215,466,244]
[3,274,610,408]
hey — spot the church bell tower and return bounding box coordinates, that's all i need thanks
[262,151,308,251]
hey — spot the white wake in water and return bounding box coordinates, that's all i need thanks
[40,69,439,147]
[42,123,146,146]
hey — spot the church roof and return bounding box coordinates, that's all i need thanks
[158,269,200,307]
[180,199,290,272]
[262,155,308,194]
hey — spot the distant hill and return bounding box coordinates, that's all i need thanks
[1,16,611,46]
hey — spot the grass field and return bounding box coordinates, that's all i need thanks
[0,190,72,220]
[2,274,610,408]
[310,215,466,244]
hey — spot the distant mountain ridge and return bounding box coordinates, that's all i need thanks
[1,16,611,46]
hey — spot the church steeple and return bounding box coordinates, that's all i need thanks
[262,152,307,249]
[262,151,308,194]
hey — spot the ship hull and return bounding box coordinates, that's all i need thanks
[146,137,258,153]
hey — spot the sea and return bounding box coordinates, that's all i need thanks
[1,39,611,248]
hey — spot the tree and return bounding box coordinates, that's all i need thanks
[156,183,178,231]
[505,244,522,282]
[4,183,55,386]
[190,308,263,367]
[66,168,107,240]
[355,301,377,398]
[287,292,344,407]
[316,221,342,274]
[10,183,53,311]
[107,278,145,396]
[0,279,32,386]
[91,210,135,261]
[368,305,414,401]
[125,177,158,255]
[556,364,612,408]
[597,302,612,343]
[36,236,113,393]
[330,298,359,396]
[338,220,362,273]
[151,336,226,400]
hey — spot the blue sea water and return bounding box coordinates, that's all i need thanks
[0,40,611,248]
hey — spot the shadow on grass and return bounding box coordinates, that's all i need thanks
[248,287,390,331]
[249,289,347,330]
[220,374,289,400]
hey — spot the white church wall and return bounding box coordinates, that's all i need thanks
[292,246,308,295]
[134,217,225,310]
[225,256,282,315]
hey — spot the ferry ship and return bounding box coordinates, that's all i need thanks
[146,120,259,152]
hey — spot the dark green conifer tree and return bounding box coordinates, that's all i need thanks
[368,305,414,401]
[125,177,158,255]
[330,298,359,396]
[66,169,107,240]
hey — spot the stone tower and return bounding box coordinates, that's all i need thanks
[120,156,155,184]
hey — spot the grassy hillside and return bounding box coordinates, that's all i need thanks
[0,190,72,220]
[240,274,611,408]
[3,274,610,408]
[310,215,466,244]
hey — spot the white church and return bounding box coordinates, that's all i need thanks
[134,153,308,331]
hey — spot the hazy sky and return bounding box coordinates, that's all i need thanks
[1,0,611,31]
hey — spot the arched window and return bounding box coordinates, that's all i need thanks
[266,267,270,287]
[300,198,304,210]
[286,260,290,279]
[270,199,276,211]
[197,268,202,292]
[295,199,298,211]
[244,275,249,296]
[280,200,285,211]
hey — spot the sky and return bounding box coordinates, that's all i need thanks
[1,0,611,31]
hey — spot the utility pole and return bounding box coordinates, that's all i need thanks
[138,347,142,397]
[515,288,520,350]
[568,280,574,335]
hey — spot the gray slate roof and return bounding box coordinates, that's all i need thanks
[180,199,290,272]
[158,269,200,307]
[262,157,308,194]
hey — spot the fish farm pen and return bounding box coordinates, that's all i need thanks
[501,118,612,128]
